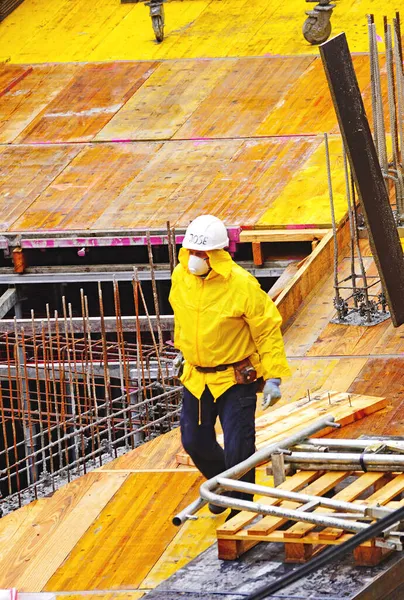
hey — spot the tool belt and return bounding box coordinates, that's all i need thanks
[195,358,257,385]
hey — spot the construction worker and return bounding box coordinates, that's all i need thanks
[169,215,290,518]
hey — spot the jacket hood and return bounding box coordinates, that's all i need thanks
[178,247,233,279]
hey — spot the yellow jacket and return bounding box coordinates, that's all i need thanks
[169,248,291,400]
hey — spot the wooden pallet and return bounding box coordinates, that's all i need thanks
[176,391,388,466]
[217,470,404,565]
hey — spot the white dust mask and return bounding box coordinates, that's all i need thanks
[188,254,209,276]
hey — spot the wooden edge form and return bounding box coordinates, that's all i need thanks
[239,229,330,243]
[276,217,351,331]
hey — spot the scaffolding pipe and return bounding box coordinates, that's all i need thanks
[172,416,339,526]
[216,477,372,514]
[301,437,404,451]
[285,451,404,466]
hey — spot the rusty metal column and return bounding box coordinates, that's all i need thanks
[320,33,404,327]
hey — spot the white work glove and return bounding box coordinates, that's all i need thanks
[173,351,184,377]
[262,378,282,410]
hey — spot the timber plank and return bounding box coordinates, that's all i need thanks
[0,472,128,591]
[0,499,46,554]
[0,64,78,143]
[0,145,82,232]
[286,472,386,540]
[246,471,348,536]
[45,471,203,591]
[20,62,158,143]
[216,471,318,536]
[100,428,187,471]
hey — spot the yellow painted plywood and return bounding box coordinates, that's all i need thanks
[0,64,32,95]
[0,472,128,592]
[257,135,347,228]
[0,64,78,143]
[5,137,343,233]
[0,0,401,63]
[19,62,158,143]
[173,56,315,139]
[0,145,82,231]
[96,59,232,142]
[91,137,323,231]
[45,471,204,591]
[10,142,162,232]
[257,55,374,136]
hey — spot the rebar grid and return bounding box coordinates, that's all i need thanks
[0,278,181,513]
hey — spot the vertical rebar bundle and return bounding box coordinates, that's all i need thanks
[368,13,404,221]
[325,135,389,326]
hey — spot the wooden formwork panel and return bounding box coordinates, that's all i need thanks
[0,55,388,144]
[0,64,78,143]
[0,64,32,97]
[19,62,158,144]
[217,470,404,565]
[9,136,335,233]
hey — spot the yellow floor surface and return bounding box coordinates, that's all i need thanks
[0,0,401,63]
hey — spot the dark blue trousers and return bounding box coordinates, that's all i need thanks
[180,383,257,501]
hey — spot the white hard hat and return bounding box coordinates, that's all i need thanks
[182,215,229,251]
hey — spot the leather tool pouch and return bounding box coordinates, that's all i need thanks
[233,358,257,385]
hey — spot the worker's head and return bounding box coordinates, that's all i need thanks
[182,215,229,276]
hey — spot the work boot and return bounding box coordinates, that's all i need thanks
[208,503,228,515]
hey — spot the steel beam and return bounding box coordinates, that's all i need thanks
[0,260,291,284]
[320,33,404,327]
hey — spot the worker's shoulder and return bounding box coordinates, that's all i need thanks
[230,261,259,286]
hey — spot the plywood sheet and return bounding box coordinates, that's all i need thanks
[173,56,315,139]
[100,427,186,471]
[19,63,158,143]
[91,136,322,231]
[0,64,78,143]
[10,142,162,232]
[0,472,128,591]
[96,58,232,141]
[257,135,348,227]
[0,65,32,97]
[45,471,203,591]
[256,55,378,136]
[0,145,82,231]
